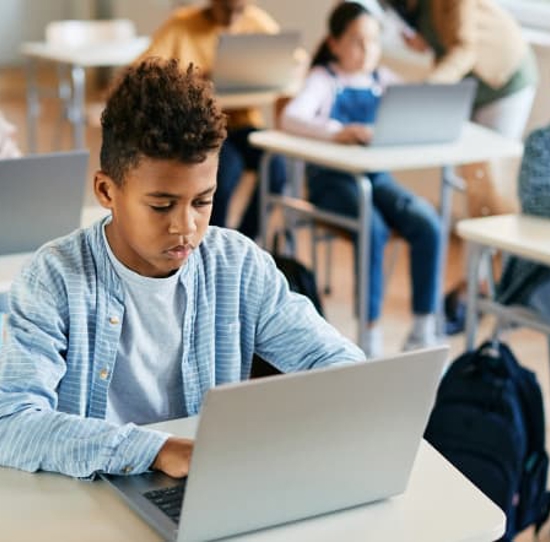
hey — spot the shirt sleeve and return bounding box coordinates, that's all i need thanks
[253,249,366,371]
[136,18,188,65]
[280,68,343,140]
[0,263,170,479]
[425,0,478,83]
[519,126,550,217]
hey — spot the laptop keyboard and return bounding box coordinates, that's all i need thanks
[143,478,188,523]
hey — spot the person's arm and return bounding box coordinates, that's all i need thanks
[136,17,187,65]
[0,261,171,479]
[519,126,550,217]
[424,0,478,83]
[280,69,344,141]
[253,249,366,371]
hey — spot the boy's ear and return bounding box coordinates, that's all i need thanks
[94,171,116,209]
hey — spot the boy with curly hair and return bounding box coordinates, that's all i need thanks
[0,58,364,480]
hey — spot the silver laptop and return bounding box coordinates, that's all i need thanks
[101,346,448,542]
[0,150,89,254]
[370,79,477,146]
[212,31,301,93]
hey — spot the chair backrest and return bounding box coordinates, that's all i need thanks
[45,18,136,48]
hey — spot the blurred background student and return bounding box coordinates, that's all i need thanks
[498,123,550,322]
[383,0,538,332]
[281,1,442,357]
[137,0,286,239]
[0,110,21,159]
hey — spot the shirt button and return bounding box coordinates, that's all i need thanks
[109,316,120,325]
[99,368,110,380]
[122,465,133,474]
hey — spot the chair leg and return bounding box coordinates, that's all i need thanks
[383,237,401,292]
[324,235,333,295]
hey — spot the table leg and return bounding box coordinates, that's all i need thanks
[356,174,372,354]
[25,58,39,153]
[70,65,86,149]
[437,165,459,336]
[465,242,483,351]
[259,152,271,249]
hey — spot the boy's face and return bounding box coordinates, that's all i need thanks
[94,154,218,278]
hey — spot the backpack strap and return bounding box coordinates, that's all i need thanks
[497,342,546,457]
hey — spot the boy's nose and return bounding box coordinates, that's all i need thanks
[168,211,197,236]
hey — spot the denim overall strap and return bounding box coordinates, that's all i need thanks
[327,67,382,125]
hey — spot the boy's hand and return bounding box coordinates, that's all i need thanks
[334,124,373,145]
[151,437,194,478]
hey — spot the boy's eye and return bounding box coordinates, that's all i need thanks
[194,199,213,207]
[150,203,174,212]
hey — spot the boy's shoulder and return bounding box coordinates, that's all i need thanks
[201,226,263,257]
[199,226,273,270]
[21,222,100,282]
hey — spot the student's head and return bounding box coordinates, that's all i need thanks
[95,58,226,278]
[311,2,381,74]
[207,0,249,28]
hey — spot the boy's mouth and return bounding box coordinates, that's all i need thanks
[165,244,192,260]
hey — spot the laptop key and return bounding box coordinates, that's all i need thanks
[143,478,187,522]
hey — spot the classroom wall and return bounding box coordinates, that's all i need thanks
[0,0,95,65]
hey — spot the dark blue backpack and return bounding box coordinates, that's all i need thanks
[424,341,550,541]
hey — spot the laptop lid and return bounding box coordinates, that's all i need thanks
[102,346,448,542]
[370,79,477,147]
[0,150,89,254]
[212,31,301,93]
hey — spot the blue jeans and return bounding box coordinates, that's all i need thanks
[211,126,286,240]
[307,167,441,322]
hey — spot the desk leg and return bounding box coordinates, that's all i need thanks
[437,165,456,336]
[70,65,86,149]
[259,152,272,250]
[356,174,372,354]
[25,58,39,153]
[465,242,482,351]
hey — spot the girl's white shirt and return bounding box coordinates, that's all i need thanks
[281,63,399,141]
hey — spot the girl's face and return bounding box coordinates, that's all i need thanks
[328,14,381,74]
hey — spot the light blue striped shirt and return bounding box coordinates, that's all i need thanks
[0,220,365,478]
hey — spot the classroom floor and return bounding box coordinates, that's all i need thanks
[2,71,549,541]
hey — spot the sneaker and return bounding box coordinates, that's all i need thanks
[364,326,383,359]
[402,329,441,352]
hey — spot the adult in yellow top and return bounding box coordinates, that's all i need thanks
[137,0,286,239]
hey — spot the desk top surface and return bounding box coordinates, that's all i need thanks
[457,213,550,266]
[20,37,151,67]
[0,416,504,542]
[249,123,522,174]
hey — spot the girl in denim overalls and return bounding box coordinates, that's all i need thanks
[281,1,442,357]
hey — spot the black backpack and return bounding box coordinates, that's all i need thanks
[250,234,324,378]
[424,341,550,541]
[270,253,324,317]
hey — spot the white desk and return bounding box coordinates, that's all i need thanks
[250,123,523,352]
[21,37,298,152]
[457,214,550,349]
[0,415,504,542]
[20,37,151,151]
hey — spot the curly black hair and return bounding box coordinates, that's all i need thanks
[100,57,227,185]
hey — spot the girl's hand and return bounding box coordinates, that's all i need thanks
[402,30,430,53]
[334,124,373,145]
